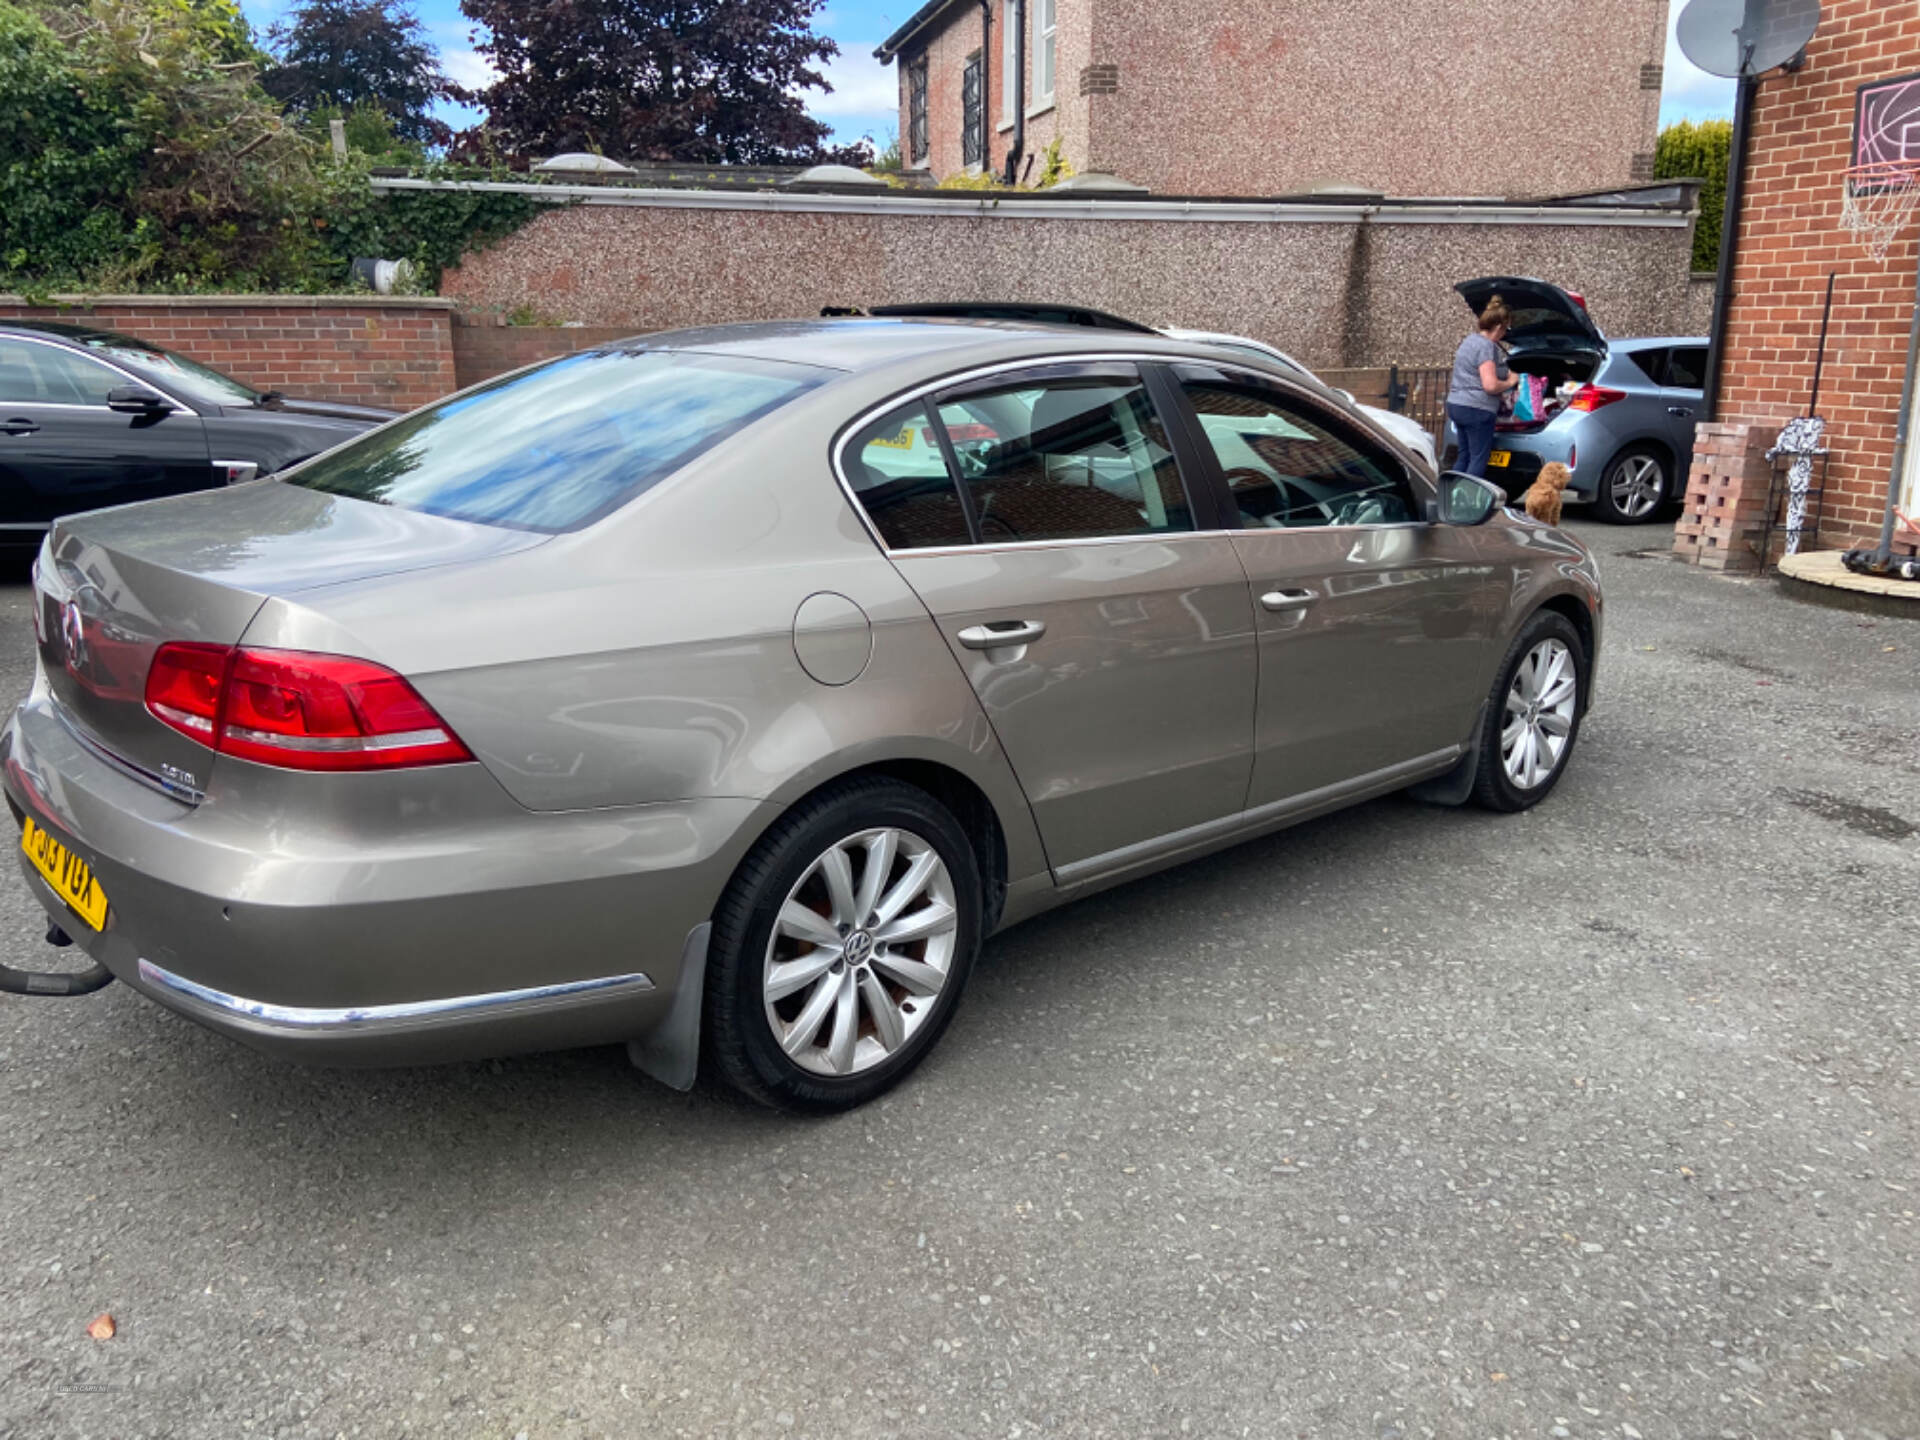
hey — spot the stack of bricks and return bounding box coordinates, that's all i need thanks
[1673,421,1777,572]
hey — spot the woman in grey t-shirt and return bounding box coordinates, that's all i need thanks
[1445,298,1522,478]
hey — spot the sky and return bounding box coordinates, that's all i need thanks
[240,1,1735,156]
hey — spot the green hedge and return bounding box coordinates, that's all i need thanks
[0,0,547,296]
[1656,119,1733,273]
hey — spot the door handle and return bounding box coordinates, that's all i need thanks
[0,419,39,437]
[1259,588,1318,612]
[956,620,1046,650]
[1667,406,1695,418]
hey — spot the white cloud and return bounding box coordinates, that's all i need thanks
[1661,3,1736,124]
[441,46,500,92]
[810,46,899,118]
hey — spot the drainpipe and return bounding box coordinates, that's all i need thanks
[1004,0,1026,185]
[1700,70,1756,421]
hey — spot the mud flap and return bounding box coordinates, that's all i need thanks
[625,921,710,1091]
[1406,706,1485,807]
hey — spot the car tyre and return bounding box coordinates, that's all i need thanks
[1593,444,1671,524]
[1470,610,1587,813]
[702,776,982,1113]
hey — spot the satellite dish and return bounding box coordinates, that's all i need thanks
[1676,0,1820,79]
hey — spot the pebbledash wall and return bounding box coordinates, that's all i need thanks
[882,0,1668,198]
[0,295,457,411]
[1715,1,1920,552]
[422,180,1703,371]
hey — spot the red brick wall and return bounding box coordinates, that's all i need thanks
[0,297,457,412]
[450,320,646,391]
[1718,2,1920,549]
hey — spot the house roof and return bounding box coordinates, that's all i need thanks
[874,0,974,62]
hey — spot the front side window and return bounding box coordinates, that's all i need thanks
[289,349,828,533]
[75,332,259,406]
[0,340,125,406]
[843,402,972,549]
[1036,0,1057,102]
[936,375,1192,543]
[1664,346,1707,390]
[1182,382,1415,529]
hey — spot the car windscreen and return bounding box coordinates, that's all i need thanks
[285,349,830,532]
[75,333,263,406]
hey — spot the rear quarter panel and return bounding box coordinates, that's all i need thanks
[243,395,1050,884]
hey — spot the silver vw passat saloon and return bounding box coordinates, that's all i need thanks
[4,319,1602,1111]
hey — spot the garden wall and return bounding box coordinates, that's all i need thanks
[0,295,458,411]
[424,180,1705,370]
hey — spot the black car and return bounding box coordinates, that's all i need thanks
[0,321,395,533]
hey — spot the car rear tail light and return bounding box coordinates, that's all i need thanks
[145,644,473,771]
[1567,384,1627,413]
[1567,292,1588,311]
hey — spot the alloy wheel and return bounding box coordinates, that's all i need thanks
[762,827,959,1077]
[1501,638,1578,790]
[1610,454,1665,519]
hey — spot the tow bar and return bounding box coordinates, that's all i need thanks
[0,924,115,996]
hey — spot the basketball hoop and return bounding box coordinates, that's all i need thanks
[1841,159,1920,260]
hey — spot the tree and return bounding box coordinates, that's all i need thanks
[1656,118,1734,273]
[263,0,450,145]
[456,0,856,165]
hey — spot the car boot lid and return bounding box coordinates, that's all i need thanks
[1455,276,1605,349]
[33,484,547,798]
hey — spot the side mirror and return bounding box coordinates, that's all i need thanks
[106,385,169,414]
[1430,471,1505,527]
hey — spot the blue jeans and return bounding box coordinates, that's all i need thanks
[1447,403,1498,479]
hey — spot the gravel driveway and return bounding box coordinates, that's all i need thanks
[1,520,1915,1440]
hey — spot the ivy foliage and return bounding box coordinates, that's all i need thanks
[1656,118,1733,273]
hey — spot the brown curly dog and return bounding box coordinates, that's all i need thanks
[1522,461,1571,526]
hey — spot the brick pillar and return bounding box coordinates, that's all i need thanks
[1674,422,1777,572]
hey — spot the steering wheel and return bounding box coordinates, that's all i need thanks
[1221,467,1336,527]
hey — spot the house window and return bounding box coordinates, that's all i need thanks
[1001,0,1019,123]
[962,52,983,169]
[1035,0,1056,104]
[908,56,929,166]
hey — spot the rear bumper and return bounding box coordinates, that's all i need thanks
[1449,421,1591,497]
[2,684,773,1066]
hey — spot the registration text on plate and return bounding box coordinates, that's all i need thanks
[20,818,109,931]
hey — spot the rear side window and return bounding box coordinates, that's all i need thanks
[1623,347,1669,385]
[842,403,972,549]
[288,349,827,532]
[935,376,1192,542]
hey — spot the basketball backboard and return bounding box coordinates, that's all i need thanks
[1854,71,1920,170]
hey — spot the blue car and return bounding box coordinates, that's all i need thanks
[1444,276,1707,524]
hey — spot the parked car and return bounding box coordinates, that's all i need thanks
[1441,277,1706,523]
[1158,328,1441,472]
[0,321,394,533]
[4,319,1602,1112]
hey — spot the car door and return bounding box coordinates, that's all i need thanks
[0,337,210,528]
[1166,362,1507,808]
[840,361,1256,877]
[1657,344,1707,458]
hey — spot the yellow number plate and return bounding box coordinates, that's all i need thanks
[1487,450,1511,468]
[21,818,109,931]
